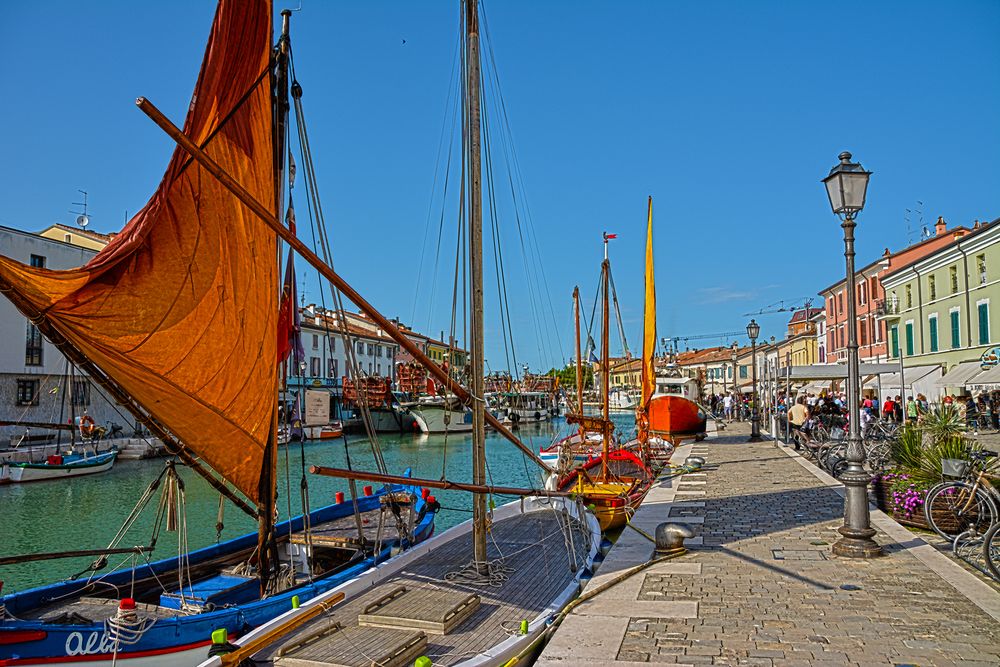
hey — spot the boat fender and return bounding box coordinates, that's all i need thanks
[421,487,431,500]
[533,411,541,420]
[415,657,433,667]
[519,619,529,635]
[425,495,441,513]
[363,485,373,496]
[510,412,520,423]
[335,491,345,504]
[47,455,64,465]
[206,628,248,663]
[79,415,96,438]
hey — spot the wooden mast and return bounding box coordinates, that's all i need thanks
[465,0,488,574]
[574,286,583,420]
[600,237,611,481]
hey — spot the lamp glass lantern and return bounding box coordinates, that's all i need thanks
[746,319,760,342]
[822,151,872,216]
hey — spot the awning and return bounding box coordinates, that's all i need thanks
[935,361,986,387]
[969,364,1000,387]
[777,363,898,381]
[797,381,833,394]
[875,365,942,397]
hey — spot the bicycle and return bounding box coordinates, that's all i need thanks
[923,449,999,542]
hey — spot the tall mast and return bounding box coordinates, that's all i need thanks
[574,286,583,418]
[465,0,488,574]
[600,252,611,481]
[256,7,292,595]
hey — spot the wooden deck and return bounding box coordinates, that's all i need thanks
[291,496,414,551]
[261,508,593,666]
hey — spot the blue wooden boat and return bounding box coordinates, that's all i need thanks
[0,476,435,666]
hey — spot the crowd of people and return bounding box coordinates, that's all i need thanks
[705,388,1000,441]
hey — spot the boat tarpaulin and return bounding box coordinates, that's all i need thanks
[0,0,276,505]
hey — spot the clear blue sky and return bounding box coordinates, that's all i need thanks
[2,1,998,372]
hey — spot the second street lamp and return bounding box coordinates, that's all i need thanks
[746,319,761,441]
[823,151,882,559]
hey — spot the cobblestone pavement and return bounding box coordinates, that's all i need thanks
[614,425,1000,666]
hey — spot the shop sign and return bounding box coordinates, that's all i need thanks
[980,346,1000,370]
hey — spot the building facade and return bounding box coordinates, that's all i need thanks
[879,218,1000,398]
[820,217,969,364]
[0,225,123,446]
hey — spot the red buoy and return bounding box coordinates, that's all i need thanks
[426,495,437,505]
[335,491,345,504]
[363,485,373,496]
[120,598,136,610]
[421,488,431,499]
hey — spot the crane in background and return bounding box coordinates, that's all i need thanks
[742,297,814,317]
[660,331,744,354]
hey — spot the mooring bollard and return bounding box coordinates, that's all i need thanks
[654,522,695,556]
[684,456,705,468]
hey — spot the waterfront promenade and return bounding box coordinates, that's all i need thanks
[536,422,1000,666]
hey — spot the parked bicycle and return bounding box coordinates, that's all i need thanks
[923,449,999,542]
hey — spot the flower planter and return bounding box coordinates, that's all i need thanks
[872,476,967,532]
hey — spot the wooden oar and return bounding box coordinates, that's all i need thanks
[219,592,345,666]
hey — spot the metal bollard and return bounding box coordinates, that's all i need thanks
[654,522,695,556]
[684,456,706,468]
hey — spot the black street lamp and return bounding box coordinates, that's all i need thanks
[823,151,882,559]
[746,319,761,440]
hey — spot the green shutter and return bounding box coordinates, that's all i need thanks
[929,317,938,352]
[891,325,899,357]
[951,311,960,348]
[979,303,990,345]
[905,322,914,356]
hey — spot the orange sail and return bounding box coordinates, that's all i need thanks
[638,196,656,439]
[0,0,276,505]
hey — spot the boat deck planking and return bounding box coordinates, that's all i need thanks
[256,509,592,666]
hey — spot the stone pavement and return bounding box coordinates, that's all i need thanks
[536,423,1000,667]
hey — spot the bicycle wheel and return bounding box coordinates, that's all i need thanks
[983,520,1000,581]
[923,481,998,541]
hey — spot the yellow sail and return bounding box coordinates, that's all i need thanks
[0,0,276,505]
[640,196,656,410]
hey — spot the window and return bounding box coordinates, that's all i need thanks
[16,379,39,406]
[890,325,899,358]
[859,281,866,305]
[327,359,336,378]
[310,357,321,376]
[905,285,912,309]
[860,319,868,345]
[376,345,382,358]
[312,334,319,350]
[928,275,936,300]
[64,234,72,242]
[950,309,961,349]
[838,293,844,314]
[928,315,938,353]
[332,360,339,378]
[728,366,732,379]
[357,341,364,354]
[905,321,914,356]
[367,343,374,355]
[819,346,826,363]
[25,323,43,366]
[739,365,747,379]
[978,254,987,285]
[329,337,336,353]
[978,300,990,345]
[29,254,46,268]
[870,276,878,298]
[72,380,90,406]
[950,266,959,294]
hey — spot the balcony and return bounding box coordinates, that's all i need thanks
[875,297,899,319]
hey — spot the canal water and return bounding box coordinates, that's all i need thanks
[0,413,636,592]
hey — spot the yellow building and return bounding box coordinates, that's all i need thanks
[38,224,114,251]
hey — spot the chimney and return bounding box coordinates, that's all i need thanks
[935,216,947,236]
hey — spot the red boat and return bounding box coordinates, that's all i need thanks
[648,373,708,441]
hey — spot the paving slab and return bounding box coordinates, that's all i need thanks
[536,423,1000,666]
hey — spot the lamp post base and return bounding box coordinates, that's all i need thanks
[832,467,883,559]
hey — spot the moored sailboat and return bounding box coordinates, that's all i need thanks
[0,3,437,664]
[194,3,600,664]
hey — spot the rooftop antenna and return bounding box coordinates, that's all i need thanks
[904,200,924,246]
[69,190,90,229]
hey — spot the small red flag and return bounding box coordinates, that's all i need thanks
[604,233,618,239]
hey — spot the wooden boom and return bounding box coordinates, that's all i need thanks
[309,466,572,498]
[0,546,152,567]
[136,97,553,474]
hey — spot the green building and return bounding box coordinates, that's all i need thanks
[878,217,1000,399]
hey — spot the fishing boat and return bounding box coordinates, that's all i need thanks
[557,233,654,531]
[498,390,553,424]
[408,395,474,434]
[647,369,708,443]
[195,3,600,664]
[0,3,437,664]
[608,387,638,411]
[1,449,118,484]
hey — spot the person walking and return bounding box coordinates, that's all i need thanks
[882,395,896,422]
[906,396,919,423]
[788,396,810,451]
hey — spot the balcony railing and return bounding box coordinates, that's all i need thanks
[875,297,899,318]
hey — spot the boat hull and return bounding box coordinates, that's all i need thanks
[2,451,118,484]
[0,479,435,666]
[409,405,473,434]
[648,395,707,438]
[557,450,653,531]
